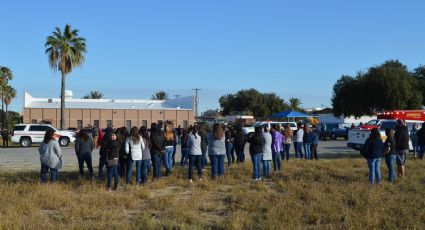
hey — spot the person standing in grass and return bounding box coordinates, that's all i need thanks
[311,126,320,160]
[225,126,234,167]
[294,123,304,159]
[383,128,396,183]
[234,126,247,163]
[1,129,9,147]
[282,124,293,162]
[199,125,209,168]
[140,127,151,184]
[163,123,175,176]
[410,123,419,158]
[75,131,94,179]
[303,125,313,161]
[150,123,166,180]
[248,126,264,181]
[363,128,384,184]
[180,129,190,167]
[98,128,112,180]
[416,122,425,160]
[271,125,283,173]
[125,127,145,185]
[394,119,409,178]
[118,127,129,178]
[91,125,99,149]
[39,129,62,183]
[106,133,120,190]
[208,123,226,179]
[188,126,203,183]
[262,126,273,178]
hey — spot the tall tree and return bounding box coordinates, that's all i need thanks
[289,98,302,111]
[45,24,86,129]
[4,85,16,130]
[83,90,103,99]
[151,91,169,100]
[0,67,13,129]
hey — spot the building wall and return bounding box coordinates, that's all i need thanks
[23,108,194,129]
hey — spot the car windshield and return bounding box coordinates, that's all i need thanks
[365,120,379,126]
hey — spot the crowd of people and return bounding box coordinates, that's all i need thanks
[38,119,424,188]
[37,121,324,188]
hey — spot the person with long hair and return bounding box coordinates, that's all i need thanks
[208,123,226,178]
[248,126,264,181]
[98,127,112,180]
[198,125,209,168]
[225,126,234,167]
[271,125,283,173]
[163,123,175,176]
[303,125,313,161]
[75,131,94,179]
[383,128,396,183]
[125,126,145,184]
[140,127,151,184]
[234,126,247,163]
[262,126,272,178]
[282,124,293,162]
[106,133,120,190]
[188,125,203,182]
[39,129,62,183]
[180,129,190,167]
[394,119,409,177]
[150,123,166,179]
[294,123,304,159]
[363,128,384,184]
[118,127,129,178]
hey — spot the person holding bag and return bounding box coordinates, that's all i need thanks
[125,127,145,185]
[39,129,62,183]
[106,133,120,190]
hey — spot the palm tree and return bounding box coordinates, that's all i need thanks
[45,24,86,130]
[289,97,302,111]
[83,90,103,99]
[0,67,13,129]
[4,85,16,130]
[151,91,169,100]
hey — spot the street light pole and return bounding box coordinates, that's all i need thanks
[192,88,201,120]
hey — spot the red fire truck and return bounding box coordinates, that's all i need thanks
[347,110,425,150]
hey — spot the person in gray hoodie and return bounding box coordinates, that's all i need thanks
[262,126,273,178]
[39,129,62,183]
[208,123,226,179]
[75,131,94,179]
[140,127,152,184]
[188,125,203,182]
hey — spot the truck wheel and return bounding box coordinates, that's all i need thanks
[59,137,70,147]
[20,138,32,147]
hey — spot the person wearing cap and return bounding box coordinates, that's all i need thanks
[394,119,409,177]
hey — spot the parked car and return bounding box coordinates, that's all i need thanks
[330,127,349,140]
[11,124,76,147]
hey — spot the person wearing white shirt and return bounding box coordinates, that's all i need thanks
[125,127,145,184]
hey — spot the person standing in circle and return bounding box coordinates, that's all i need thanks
[39,129,62,183]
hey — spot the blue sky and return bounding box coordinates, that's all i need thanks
[1,0,424,113]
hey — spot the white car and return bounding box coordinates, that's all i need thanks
[243,121,297,136]
[11,124,76,147]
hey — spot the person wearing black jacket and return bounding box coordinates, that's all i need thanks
[199,125,209,168]
[225,127,234,167]
[234,127,246,163]
[248,126,264,180]
[98,128,112,180]
[106,133,120,190]
[416,122,425,160]
[394,119,409,177]
[118,127,128,178]
[150,123,166,179]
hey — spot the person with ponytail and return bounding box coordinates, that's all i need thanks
[188,125,203,182]
[125,126,145,184]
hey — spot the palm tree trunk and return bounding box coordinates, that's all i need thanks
[1,86,3,129]
[5,104,8,130]
[60,73,66,130]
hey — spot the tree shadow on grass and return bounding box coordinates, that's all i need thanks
[0,170,95,186]
[319,152,362,159]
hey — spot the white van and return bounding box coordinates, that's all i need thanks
[243,121,297,136]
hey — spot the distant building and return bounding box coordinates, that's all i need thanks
[23,91,195,129]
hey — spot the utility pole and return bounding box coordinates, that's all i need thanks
[192,88,201,120]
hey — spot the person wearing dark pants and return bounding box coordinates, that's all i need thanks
[39,129,62,183]
[248,126,264,181]
[125,127,145,184]
[150,123,166,180]
[394,120,409,177]
[199,125,209,168]
[294,123,304,159]
[163,123,175,176]
[416,122,425,160]
[208,124,226,179]
[234,127,246,163]
[140,127,152,184]
[282,124,293,162]
[118,127,129,178]
[98,128,112,180]
[383,128,397,183]
[362,128,384,184]
[271,125,283,172]
[75,132,94,179]
[181,130,190,167]
[262,126,273,178]
[1,129,9,147]
[225,127,234,166]
[311,126,319,160]
[188,126,202,182]
[106,133,120,190]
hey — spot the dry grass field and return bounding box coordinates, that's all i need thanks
[0,154,424,229]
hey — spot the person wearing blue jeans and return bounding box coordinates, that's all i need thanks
[248,126,264,180]
[383,128,396,183]
[98,157,106,180]
[410,124,419,158]
[363,128,384,184]
[126,158,142,184]
[210,155,225,177]
[225,141,233,166]
[40,164,58,183]
[189,155,203,181]
[294,123,304,159]
[163,147,174,175]
[282,143,291,161]
[188,126,203,182]
[208,124,226,179]
[181,148,190,167]
[262,157,271,178]
[141,160,149,184]
[107,165,119,189]
[163,124,176,176]
[151,153,162,179]
[271,126,283,172]
[251,153,263,180]
[199,126,209,168]
[294,142,304,159]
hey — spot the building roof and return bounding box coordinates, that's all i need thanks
[24,92,194,110]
